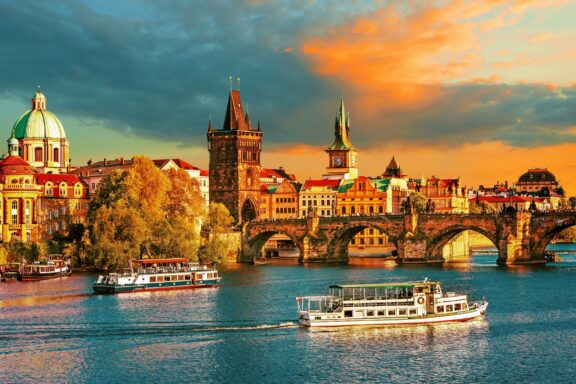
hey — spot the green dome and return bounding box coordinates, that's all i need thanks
[12,89,67,140]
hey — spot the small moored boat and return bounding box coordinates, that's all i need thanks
[19,255,71,282]
[93,258,221,294]
[1,271,19,283]
[296,280,488,327]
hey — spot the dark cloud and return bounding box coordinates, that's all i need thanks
[0,0,575,151]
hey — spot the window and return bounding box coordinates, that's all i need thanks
[74,184,82,197]
[437,306,445,313]
[59,183,67,196]
[25,201,30,224]
[455,303,462,311]
[34,147,43,162]
[53,147,59,162]
[344,311,353,318]
[46,183,53,196]
[399,309,407,316]
[388,310,396,316]
[11,201,18,224]
[446,305,453,312]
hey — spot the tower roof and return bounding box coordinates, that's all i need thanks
[222,90,253,131]
[327,95,355,151]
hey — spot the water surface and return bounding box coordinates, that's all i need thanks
[2,247,576,383]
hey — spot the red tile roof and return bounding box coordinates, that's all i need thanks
[36,174,84,184]
[0,155,35,175]
[301,179,340,190]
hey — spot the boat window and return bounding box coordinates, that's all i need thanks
[377,310,385,316]
[409,309,417,315]
[150,276,156,283]
[344,310,353,318]
[165,276,171,282]
[367,310,374,317]
[437,306,444,313]
[455,303,462,311]
[399,309,407,316]
[462,303,468,309]
[388,310,396,316]
[446,305,453,312]
[184,275,191,280]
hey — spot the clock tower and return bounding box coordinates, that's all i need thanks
[323,95,358,180]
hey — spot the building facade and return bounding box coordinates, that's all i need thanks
[259,179,299,219]
[299,179,340,217]
[208,88,262,223]
[417,177,469,213]
[36,174,89,240]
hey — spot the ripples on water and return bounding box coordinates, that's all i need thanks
[1,246,576,383]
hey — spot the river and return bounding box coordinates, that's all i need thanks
[1,244,576,383]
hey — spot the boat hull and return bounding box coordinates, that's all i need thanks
[93,278,221,294]
[18,270,71,282]
[299,303,488,327]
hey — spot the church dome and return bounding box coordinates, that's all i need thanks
[518,168,557,183]
[12,88,67,140]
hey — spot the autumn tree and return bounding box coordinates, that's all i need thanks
[88,156,206,270]
[469,201,498,214]
[199,203,235,265]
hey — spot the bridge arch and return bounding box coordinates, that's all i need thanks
[327,222,399,261]
[244,230,303,261]
[427,225,499,260]
[531,215,576,257]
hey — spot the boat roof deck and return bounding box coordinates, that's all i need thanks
[329,281,439,289]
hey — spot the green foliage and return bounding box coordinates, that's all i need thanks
[407,192,428,213]
[469,201,498,214]
[199,203,235,265]
[5,240,46,264]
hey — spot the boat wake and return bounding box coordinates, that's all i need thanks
[0,321,300,341]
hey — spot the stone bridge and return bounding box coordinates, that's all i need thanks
[242,211,576,264]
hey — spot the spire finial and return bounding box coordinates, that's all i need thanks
[237,77,241,90]
[228,76,233,91]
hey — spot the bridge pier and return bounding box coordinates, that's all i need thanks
[396,238,443,264]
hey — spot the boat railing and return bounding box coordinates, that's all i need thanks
[297,295,340,313]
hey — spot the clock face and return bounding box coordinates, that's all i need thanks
[333,156,343,167]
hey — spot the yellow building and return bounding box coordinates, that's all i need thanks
[417,176,469,213]
[11,88,70,173]
[0,137,41,242]
[299,179,340,217]
[259,179,299,219]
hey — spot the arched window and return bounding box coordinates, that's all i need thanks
[45,182,53,196]
[74,183,82,197]
[53,148,59,162]
[351,206,356,215]
[341,206,346,215]
[34,147,43,162]
[59,183,67,197]
[378,206,384,214]
[11,201,18,224]
[369,206,374,214]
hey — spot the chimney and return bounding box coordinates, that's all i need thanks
[103,158,107,166]
[120,157,124,165]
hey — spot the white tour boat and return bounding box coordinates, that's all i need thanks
[296,280,488,327]
[93,258,222,294]
[19,255,71,281]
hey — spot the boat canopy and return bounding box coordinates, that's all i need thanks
[131,258,189,265]
[329,282,438,290]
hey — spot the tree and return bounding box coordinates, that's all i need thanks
[199,203,235,265]
[87,156,206,270]
[164,168,205,220]
[405,192,428,213]
[469,201,498,214]
[206,202,234,233]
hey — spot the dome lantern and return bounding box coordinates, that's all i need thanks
[32,86,46,111]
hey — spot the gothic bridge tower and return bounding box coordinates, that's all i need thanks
[208,86,262,224]
[323,95,358,180]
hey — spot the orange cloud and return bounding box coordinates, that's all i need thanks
[263,141,576,196]
[299,1,572,110]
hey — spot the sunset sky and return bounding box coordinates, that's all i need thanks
[1,0,575,194]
